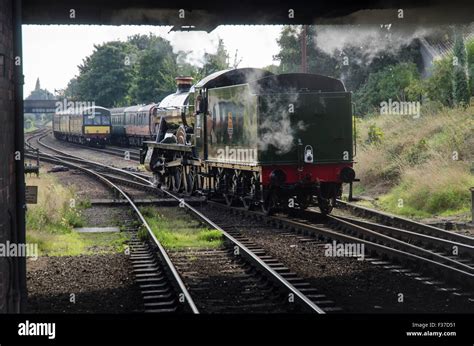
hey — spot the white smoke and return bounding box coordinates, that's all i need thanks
[258,92,304,155]
[259,116,294,155]
[314,24,440,62]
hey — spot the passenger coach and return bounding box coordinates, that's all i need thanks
[53,106,112,146]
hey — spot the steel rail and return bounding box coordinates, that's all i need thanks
[35,132,153,186]
[28,147,199,314]
[332,214,474,259]
[207,202,474,289]
[160,188,326,314]
[326,215,474,274]
[337,200,474,246]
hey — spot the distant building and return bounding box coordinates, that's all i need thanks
[25,77,56,100]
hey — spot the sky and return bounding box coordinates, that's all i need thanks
[22,25,284,97]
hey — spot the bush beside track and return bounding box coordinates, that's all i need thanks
[354,104,474,220]
[26,169,130,256]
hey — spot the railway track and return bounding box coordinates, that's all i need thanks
[26,133,198,313]
[336,200,474,245]
[26,129,140,161]
[205,202,474,294]
[26,133,333,313]
[169,248,304,313]
[91,145,141,161]
[26,130,474,310]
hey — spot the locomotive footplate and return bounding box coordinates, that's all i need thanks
[143,141,194,152]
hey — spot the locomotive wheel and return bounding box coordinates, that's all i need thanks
[214,168,226,193]
[171,166,184,192]
[241,172,257,210]
[261,190,278,216]
[297,194,313,210]
[223,171,239,207]
[184,165,197,195]
[152,173,163,188]
[318,196,336,215]
[163,173,172,190]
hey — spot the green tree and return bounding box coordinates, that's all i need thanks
[273,26,339,77]
[273,26,301,73]
[201,38,230,76]
[337,39,422,92]
[452,32,470,106]
[127,35,178,103]
[354,62,420,115]
[262,64,279,74]
[64,77,79,101]
[465,37,474,95]
[425,56,454,106]
[273,25,422,93]
[76,41,135,107]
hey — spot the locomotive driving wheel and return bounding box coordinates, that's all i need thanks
[161,173,170,190]
[214,168,225,193]
[184,165,198,196]
[242,172,259,211]
[168,154,184,192]
[152,173,164,187]
[171,166,184,192]
[223,171,240,207]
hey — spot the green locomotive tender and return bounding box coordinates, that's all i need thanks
[143,68,356,214]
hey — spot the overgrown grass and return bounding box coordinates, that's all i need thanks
[24,125,38,133]
[139,206,223,250]
[26,230,130,256]
[26,173,85,233]
[26,171,130,255]
[354,105,473,219]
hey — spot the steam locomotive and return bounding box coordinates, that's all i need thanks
[109,77,194,147]
[142,68,356,215]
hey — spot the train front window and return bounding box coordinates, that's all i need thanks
[84,115,99,125]
[84,114,111,125]
[101,116,111,125]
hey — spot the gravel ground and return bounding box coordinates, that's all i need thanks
[41,162,115,200]
[169,249,301,313]
[27,255,143,313]
[81,205,137,228]
[41,133,146,172]
[26,150,144,313]
[198,205,474,313]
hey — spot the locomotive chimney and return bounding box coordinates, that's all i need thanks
[176,76,193,93]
